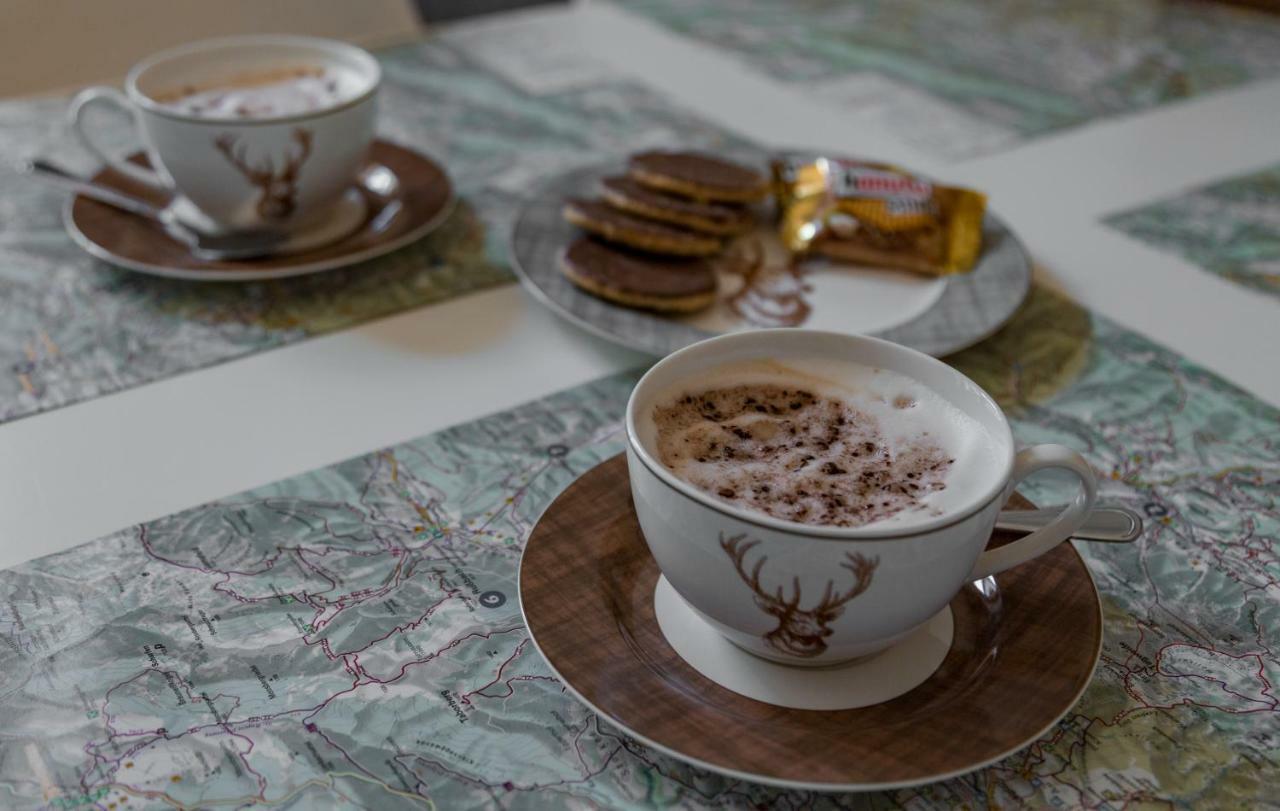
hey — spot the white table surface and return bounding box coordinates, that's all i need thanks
[1,1,1278,570]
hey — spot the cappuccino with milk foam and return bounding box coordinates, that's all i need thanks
[152,65,361,119]
[648,358,1002,529]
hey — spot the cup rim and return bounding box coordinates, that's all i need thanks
[124,34,381,126]
[625,329,1016,541]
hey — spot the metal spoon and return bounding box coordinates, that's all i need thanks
[359,162,404,234]
[19,158,286,261]
[996,505,1143,543]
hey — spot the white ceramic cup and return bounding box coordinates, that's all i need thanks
[626,329,1097,666]
[68,35,380,233]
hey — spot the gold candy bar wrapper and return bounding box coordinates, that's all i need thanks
[773,155,986,276]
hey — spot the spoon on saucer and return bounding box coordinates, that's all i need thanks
[359,162,404,234]
[19,158,286,261]
[996,504,1142,543]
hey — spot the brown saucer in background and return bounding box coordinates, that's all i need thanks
[66,139,454,282]
[519,454,1103,791]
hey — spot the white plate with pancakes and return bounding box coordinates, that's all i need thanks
[509,154,1030,358]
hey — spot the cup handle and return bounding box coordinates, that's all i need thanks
[68,87,169,191]
[969,444,1098,581]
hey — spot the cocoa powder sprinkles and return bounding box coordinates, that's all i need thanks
[654,383,953,527]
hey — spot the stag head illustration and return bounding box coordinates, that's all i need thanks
[720,533,879,658]
[213,128,314,221]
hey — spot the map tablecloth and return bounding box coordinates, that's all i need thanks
[1106,162,1280,299]
[620,0,1280,159]
[0,35,744,426]
[2,285,1276,809]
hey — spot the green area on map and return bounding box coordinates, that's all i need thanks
[623,0,1280,157]
[1106,163,1280,298]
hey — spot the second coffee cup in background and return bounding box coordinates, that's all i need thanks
[69,35,380,233]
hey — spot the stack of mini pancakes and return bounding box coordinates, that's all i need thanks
[560,150,768,313]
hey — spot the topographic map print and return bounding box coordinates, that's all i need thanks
[1105,162,1280,298]
[1,295,1277,809]
[620,0,1280,158]
[0,36,743,426]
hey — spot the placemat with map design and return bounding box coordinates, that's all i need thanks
[1105,162,1280,298]
[0,36,748,426]
[2,290,1276,809]
[618,0,1280,159]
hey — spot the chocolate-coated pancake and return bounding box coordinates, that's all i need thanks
[560,237,717,313]
[628,151,768,203]
[563,198,722,256]
[601,176,752,235]
[565,238,715,296]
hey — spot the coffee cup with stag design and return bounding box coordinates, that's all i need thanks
[69,35,379,234]
[626,329,1097,666]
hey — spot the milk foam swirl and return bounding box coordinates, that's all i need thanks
[154,66,356,119]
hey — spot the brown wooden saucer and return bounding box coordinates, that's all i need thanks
[519,454,1102,791]
[65,140,454,282]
